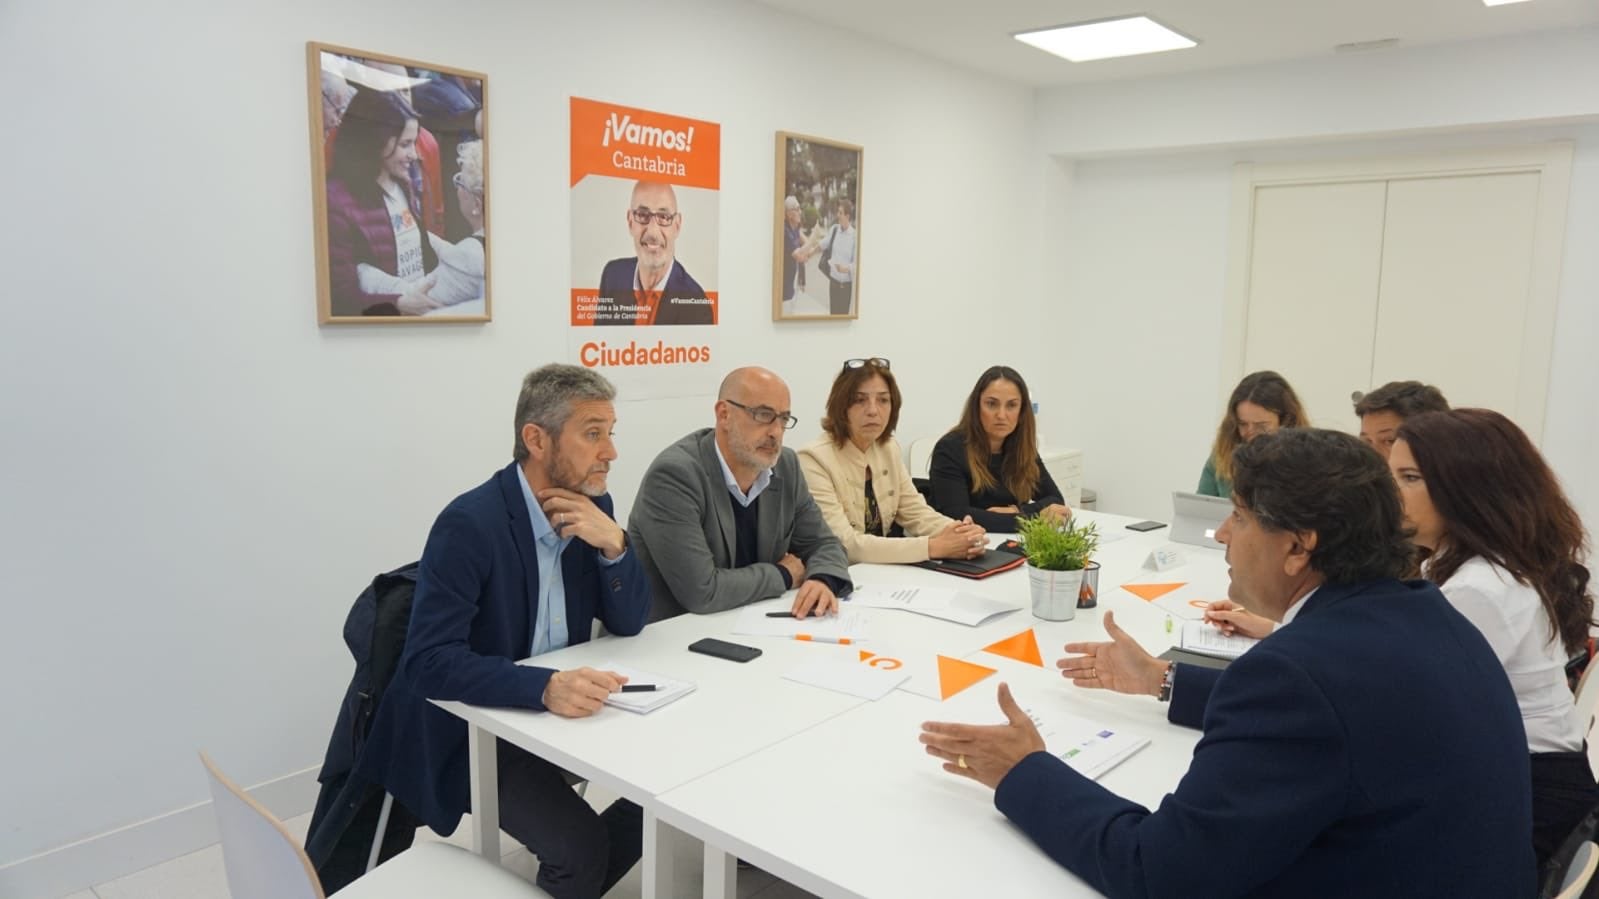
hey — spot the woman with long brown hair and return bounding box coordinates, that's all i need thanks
[1198,371,1308,498]
[929,366,1067,532]
[1393,408,1598,866]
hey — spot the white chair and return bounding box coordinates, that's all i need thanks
[1575,661,1599,735]
[1554,840,1599,899]
[200,752,549,899]
[908,435,937,479]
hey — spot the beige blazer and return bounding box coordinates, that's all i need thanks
[796,435,954,564]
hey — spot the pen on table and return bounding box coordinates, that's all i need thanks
[620,684,658,693]
[795,634,853,645]
[766,611,799,618]
[1165,616,1173,634]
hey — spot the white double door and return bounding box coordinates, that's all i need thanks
[1229,145,1571,440]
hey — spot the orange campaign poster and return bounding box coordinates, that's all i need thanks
[569,97,720,394]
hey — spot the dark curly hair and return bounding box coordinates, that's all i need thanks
[1231,429,1414,584]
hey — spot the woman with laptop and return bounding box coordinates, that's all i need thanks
[928,365,1068,532]
[1389,408,1599,867]
[1197,371,1308,498]
[797,358,989,563]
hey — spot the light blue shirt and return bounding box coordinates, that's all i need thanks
[713,439,772,508]
[517,468,628,657]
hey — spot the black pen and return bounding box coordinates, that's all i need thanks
[766,611,799,618]
[620,684,658,693]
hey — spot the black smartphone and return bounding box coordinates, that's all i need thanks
[1127,520,1167,532]
[688,637,763,663]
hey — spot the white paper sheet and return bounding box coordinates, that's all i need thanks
[783,657,908,700]
[1179,621,1260,659]
[849,584,1020,626]
[731,606,870,641]
[596,662,696,714]
[1027,706,1151,780]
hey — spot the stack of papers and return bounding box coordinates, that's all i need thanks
[849,584,1019,626]
[1178,621,1261,660]
[596,662,696,714]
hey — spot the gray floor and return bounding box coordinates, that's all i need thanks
[59,782,817,899]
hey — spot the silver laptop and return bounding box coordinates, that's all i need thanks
[1170,491,1233,550]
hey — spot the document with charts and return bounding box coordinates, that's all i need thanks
[1026,706,1150,780]
[1179,621,1261,660]
[849,584,1019,626]
[942,684,1149,779]
[596,662,696,714]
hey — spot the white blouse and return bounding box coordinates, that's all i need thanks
[1435,556,1584,754]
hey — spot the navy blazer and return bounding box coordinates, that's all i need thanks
[595,257,713,325]
[995,579,1535,898]
[355,463,650,833]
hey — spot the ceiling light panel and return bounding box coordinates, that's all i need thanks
[1014,16,1198,62]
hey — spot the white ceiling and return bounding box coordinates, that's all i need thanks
[750,0,1599,86]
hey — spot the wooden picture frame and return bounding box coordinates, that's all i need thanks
[772,132,862,321]
[307,42,490,324]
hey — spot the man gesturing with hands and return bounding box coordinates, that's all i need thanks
[921,429,1534,898]
[358,364,651,899]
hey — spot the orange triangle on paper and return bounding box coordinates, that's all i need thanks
[859,650,875,662]
[1122,582,1186,602]
[983,629,1044,667]
[936,655,997,700]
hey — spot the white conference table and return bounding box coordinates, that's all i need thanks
[435,509,1230,897]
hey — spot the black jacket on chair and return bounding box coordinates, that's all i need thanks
[304,562,423,893]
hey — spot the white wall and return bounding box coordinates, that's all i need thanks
[1044,126,1599,523]
[1033,26,1599,521]
[1035,26,1599,157]
[0,0,1044,892]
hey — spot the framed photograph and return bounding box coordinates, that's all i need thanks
[307,42,489,324]
[772,132,862,321]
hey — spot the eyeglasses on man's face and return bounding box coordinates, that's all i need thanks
[630,207,679,227]
[842,357,890,372]
[725,398,798,430]
[452,172,483,195]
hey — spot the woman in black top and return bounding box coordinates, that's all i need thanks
[929,366,1068,532]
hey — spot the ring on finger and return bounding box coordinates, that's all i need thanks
[957,754,968,769]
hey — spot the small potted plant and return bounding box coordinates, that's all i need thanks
[1016,515,1100,621]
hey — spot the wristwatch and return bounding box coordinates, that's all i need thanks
[1157,661,1176,703]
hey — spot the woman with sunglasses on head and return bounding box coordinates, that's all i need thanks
[799,359,988,563]
[1389,408,1599,867]
[929,366,1067,533]
[1198,371,1308,498]
[324,88,441,317]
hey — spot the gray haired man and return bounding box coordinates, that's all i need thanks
[356,363,651,899]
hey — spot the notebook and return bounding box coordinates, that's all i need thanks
[596,662,696,714]
[1178,620,1260,660]
[1157,647,1232,671]
[912,541,1026,580]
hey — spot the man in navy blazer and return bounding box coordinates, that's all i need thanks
[357,364,651,899]
[594,179,713,326]
[922,429,1535,898]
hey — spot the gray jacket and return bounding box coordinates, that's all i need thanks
[628,428,851,620]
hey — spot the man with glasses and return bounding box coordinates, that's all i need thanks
[630,367,851,620]
[595,179,712,326]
